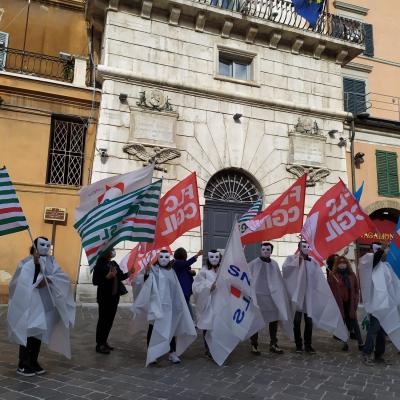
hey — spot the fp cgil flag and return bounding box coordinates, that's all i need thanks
[240,175,307,245]
[155,172,201,247]
[301,179,376,262]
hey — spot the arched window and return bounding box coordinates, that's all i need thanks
[204,169,261,203]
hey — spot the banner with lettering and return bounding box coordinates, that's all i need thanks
[240,175,307,245]
[301,179,376,262]
[155,172,201,247]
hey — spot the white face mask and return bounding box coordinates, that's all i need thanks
[372,244,382,254]
[158,252,170,267]
[300,242,310,256]
[208,252,221,267]
[261,245,272,258]
[338,263,347,270]
[36,238,51,256]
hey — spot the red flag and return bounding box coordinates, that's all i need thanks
[155,172,201,247]
[301,179,376,261]
[240,175,307,244]
[120,242,172,281]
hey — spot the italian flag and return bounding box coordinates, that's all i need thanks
[74,180,162,268]
[0,167,29,236]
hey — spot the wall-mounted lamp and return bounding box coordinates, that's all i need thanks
[98,148,109,163]
[233,113,242,122]
[354,152,365,168]
[119,93,128,103]
[328,129,338,138]
[337,137,347,147]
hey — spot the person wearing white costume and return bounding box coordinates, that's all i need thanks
[7,236,75,377]
[359,242,400,366]
[132,250,197,366]
[282,241,348,354]
[248,242,293,355]
[192,250,221,358]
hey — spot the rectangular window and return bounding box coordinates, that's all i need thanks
[376,150,399,197]
[343,77,366,115]
[363,23,374,57]
[218,56,251,81]
[46,115,87,186]
[0,31,9,69]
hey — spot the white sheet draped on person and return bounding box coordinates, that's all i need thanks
[205,223,264,366]
[131,265,197,366]
[192,267,218,330]
[359,253,400,350]
[7,256,76,359]
[249,258,294,339]
[282,255,348,342]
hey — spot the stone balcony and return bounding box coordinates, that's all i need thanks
[87,0,365,65]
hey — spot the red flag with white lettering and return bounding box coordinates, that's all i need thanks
[155,172,201,247]
[301,179,376,262]
[240,175,307,245]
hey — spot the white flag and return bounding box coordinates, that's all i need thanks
[206,222,264,366]
[75,165,154,222]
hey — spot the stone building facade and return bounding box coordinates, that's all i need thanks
[79,0,366,300]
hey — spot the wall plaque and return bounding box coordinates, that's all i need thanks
[289,133,326,167]
[44,207,67,223]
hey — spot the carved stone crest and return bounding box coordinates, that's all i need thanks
[293,117,321,136]
[286,165,331,187]
[123,143,181,172]
[136,89,173,112]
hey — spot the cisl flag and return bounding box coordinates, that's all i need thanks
[120,242,172,281]
[155,172,201,247]
[240,175,307,244]
[301,179,376,262]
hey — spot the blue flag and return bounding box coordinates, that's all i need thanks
[354,181,364,202]
[387,218,400,279]
[292,0,324,27]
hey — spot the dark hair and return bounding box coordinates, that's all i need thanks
[333,256,353,274]
[261,242,274,252]
[30,236,49,255]
[298,240,307,249]
[373,249,384,268]
[326,254,339,271]
[174,247,187,261]
[207,249,220,270]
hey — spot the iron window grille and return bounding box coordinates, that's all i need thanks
[205,170,261,202]
[46,115,87,186]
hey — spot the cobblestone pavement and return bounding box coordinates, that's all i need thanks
[1,305,400,400]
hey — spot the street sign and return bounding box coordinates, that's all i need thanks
[44,207,67,223]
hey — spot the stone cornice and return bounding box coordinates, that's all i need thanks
[333,1,369,16]
[35,0,85,11]
[97,64,350,121]
[343,61,373,73]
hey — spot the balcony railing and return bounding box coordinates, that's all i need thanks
[0,47,75,83]
[197,0,365,45]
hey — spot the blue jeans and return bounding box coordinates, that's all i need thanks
[362,315,385,358]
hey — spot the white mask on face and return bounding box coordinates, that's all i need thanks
[261,245,272,258]
[338,263,347,270]
[36,238,51,256]
[158,252,170,267]
[208,252,221,267]
[372,244,381,254]
[300,242,310,256]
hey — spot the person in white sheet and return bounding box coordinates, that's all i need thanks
[7,236,75,376]
[132,250,197,366]
[192,249,221,358]
[248,242,293,355]
[282,240,348,354]
[359,242,400,366]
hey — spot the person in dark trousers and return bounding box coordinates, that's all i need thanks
[172,247,203,316]
[328,255,363,351]
[93,248,134,354]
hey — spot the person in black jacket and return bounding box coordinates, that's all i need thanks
[92,248,134,354]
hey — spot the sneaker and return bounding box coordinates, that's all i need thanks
[358,344,364,351]
[270,344,284,354]
[305,346,316,354]
[295,346,303,353]
[16,367,36,377]
[105,343,114,351]
[251,345,261,355]
[32,362,46,375]
[342,343,349,352]
[96,344,110,354]
[374,357,391,365]
[149,359,158,366]
[205,350,212,359]
[362,354,374,366]
[168,352,181,364]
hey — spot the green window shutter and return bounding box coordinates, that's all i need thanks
[0,31,9,70]
[343,77,366,115]
[376,150,399,197]
[363,24,374,57]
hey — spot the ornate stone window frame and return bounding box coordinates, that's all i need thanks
[214,44,260,87]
